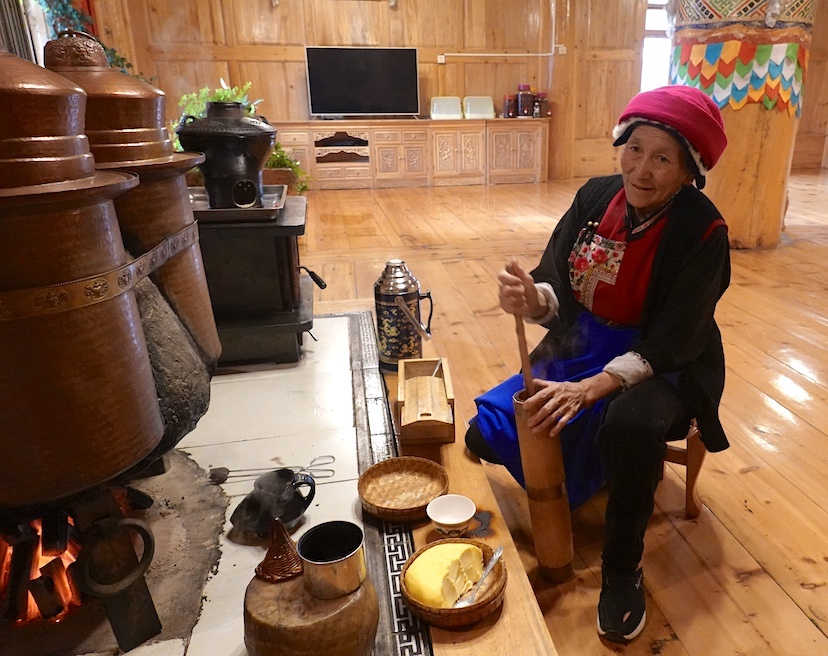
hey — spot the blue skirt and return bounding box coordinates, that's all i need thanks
[472,313,639,509]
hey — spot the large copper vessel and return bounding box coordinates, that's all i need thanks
[44,31,222,369]
[0,52,164,514]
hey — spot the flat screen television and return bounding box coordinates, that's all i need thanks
[305,46,420,118]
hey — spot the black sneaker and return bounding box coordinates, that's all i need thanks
[597,566,646,643]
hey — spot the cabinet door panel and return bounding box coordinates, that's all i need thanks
[403,145,428,174]
[376,145,401,175]
[516,130,539,171]
[459,132,484,175]
[433,132,459,173]
[489,131,513,171]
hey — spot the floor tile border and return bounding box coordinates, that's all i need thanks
[336,311,433,656]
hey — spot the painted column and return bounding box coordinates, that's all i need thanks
[668,0,814,248]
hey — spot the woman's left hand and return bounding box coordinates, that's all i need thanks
[523,379,589,437]
[523,371,623,437]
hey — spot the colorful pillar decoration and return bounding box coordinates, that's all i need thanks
[667,0,815,248]
[668,0,813,117]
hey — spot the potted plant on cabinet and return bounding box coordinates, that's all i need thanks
[263,144,309,194]
[172,81,309,194]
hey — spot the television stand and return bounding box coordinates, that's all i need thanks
[276,117,549,190]
[310,115,424,121]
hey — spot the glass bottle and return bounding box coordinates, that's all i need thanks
[503,94,517,118]
[516,84,535,118]
[537,91,550,117]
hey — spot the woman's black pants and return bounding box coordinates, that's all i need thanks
[597,376,693,573]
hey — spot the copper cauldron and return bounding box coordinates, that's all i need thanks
[0,51,164,515]
[44,30,222,370]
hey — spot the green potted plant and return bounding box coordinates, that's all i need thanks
[263,144,310,195]
[172,81,309,194]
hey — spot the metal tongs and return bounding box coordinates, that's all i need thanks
[208,455,336,484]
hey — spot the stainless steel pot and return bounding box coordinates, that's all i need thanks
[296,521,366,599]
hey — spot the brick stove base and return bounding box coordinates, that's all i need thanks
[0,451,228,656]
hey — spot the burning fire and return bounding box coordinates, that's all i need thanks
[0,519,83,625]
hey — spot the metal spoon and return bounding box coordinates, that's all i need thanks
[453,546,504,609]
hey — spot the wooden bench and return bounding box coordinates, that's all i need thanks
[385,371,560,656]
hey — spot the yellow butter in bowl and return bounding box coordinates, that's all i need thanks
[404,543,484,608]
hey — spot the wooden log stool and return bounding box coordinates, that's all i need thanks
[662,420,706,519]
[244,575,379,656]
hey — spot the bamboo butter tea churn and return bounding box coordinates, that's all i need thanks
[374,260,433,371]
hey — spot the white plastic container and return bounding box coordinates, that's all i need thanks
[430,96,463,120]
[463,96,496,119]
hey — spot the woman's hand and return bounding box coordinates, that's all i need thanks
[523,372,623,437]
[523,379,589,437]
[498,259,545,318]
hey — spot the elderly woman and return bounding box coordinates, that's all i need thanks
[465,85,730,643]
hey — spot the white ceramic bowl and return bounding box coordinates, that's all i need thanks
[426,494,476,538]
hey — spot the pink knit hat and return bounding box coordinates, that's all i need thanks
[612,85,727,185]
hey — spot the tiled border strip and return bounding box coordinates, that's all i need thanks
[345,311,433,656]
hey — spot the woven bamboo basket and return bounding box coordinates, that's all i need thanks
[400,538,507,628]
[358,456,448,522]
[255,519,303,583]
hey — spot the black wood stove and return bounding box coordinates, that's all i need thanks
[193,187,320,364]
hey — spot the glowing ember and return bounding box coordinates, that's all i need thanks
[0,519,82,625]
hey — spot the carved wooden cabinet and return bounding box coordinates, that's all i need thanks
[277,128,312,175]
[487,121,549,184]
[313,129,372,189]
[272,119,548,189]
[372,128,429,187]
[430,121,486,186]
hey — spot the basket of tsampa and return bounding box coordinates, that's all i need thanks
[400,538,507,627]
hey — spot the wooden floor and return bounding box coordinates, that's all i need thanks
[299,169,828,655]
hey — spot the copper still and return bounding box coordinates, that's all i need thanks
[43,30,222,370]
[0,51,164,514]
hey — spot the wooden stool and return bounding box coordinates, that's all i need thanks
[662,420,706,519]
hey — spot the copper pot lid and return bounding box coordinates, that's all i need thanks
[0,50,138,192]
[44,30,182,167]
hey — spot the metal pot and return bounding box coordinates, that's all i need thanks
[296,521,367,599]
[176,101,276,209]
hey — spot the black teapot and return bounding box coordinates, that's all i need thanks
[176,101,276,209]
[229,468,316,537]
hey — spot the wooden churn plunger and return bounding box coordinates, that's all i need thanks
[512,315,574,582]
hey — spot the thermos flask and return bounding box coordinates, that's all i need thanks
[374,260,433,371]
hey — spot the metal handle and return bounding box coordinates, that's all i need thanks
[300,266,327,289]
[292,472,316,509]
[72,518,155,599]
[420,290,434,336]
[394,296,431,341]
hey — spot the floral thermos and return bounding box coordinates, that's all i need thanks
[374,260,433,371]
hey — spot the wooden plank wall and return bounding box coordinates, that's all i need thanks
[90,0,556,125]
[793,0,828,169]
[550,0,646,179]
[88,0,827,177]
